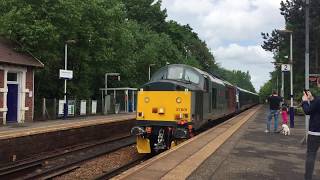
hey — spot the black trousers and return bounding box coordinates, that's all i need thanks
[305,134,320,180]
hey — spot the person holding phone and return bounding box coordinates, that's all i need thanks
[302,90,320,180]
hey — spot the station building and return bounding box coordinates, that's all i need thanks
[0,39,44,125]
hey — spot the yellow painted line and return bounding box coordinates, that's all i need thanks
[113,115,243,180]
[0,114,135,140]
[113,106,261,180]
[161,106,261,179]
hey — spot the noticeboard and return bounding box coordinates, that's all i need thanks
[80,100,86,115]
[92,100,97,114]
[58,100,75,117]
[59,69,73,79]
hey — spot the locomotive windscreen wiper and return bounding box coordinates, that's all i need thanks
[185,75,192,84]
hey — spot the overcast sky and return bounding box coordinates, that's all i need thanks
[161,0,285,91]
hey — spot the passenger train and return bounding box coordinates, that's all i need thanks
[131,64,259,153]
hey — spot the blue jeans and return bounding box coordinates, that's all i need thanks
[267,110,279,131]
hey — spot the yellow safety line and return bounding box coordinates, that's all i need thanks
[161,106,261,180]
[113,105,261,180]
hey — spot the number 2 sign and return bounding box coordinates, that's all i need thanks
[281,64,291,72]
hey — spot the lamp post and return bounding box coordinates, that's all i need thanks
[148,64,155,81]
[271,62,284,98]
[289,31,294,128]
[63,40,76,119]
[277,29,294,127]
[305,0,310,141]
[281,56,289,98]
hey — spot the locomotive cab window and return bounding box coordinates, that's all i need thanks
[168,66,184,80]
[152,69,167,80]
[185,69,200,84]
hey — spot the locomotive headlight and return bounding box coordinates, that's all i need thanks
[176,97,182,103]
[158,107,165,114]
[144,97,150,103]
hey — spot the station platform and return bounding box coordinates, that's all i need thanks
[115,105,315,180]
[0,113,135,165]
[0,113,135,140]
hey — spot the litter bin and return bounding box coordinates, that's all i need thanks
[115,103,120,114]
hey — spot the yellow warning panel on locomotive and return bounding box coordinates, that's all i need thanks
[136,136,151,153]
[136,91,191,122]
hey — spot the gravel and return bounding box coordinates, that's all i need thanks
[54,145,143,180]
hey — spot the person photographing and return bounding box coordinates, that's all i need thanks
[302,90,320,180]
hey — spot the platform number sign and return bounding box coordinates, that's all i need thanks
[281,64,291,72]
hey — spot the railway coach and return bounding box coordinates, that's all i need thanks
[131,64,258,153]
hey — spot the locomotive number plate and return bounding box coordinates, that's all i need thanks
[176,108,188,112]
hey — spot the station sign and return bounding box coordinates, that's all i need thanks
[309,74,320,87]
[59,69,73,79]
[281,64,291,72]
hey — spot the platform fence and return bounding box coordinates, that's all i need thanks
[34,98,104,121]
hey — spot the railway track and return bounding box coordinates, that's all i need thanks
[0,108,255,180]
[0,135,135,180]
[94,156,149,180]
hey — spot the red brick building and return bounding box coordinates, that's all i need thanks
[0,39,44,125]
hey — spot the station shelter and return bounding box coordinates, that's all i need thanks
[100,87,137,114]
[0,38,44,125]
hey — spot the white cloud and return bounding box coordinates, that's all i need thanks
[215,44,274,90]
[162,0,285,91]
[167,0,214,15]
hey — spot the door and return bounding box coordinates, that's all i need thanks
[7,84,18,123]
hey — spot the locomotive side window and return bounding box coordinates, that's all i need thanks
[212,88,217,109]
[204,77,209,92]
[185,69,200,84]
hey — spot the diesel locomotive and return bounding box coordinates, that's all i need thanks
[131,64,259,153]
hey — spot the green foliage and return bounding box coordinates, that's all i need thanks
[0,0,256,100]
[215,68,256,92]
[261,0,320,100]
[259,80,273,102]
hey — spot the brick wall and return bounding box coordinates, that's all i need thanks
[25,68,33,122]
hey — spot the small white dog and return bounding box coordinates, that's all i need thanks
[281,124,290,135]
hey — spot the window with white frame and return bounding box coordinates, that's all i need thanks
[7,72,18,82]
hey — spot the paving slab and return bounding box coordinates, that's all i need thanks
[188,106,317,180]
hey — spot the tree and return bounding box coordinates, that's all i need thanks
[260,0,320,100]
[0,0,256,102]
